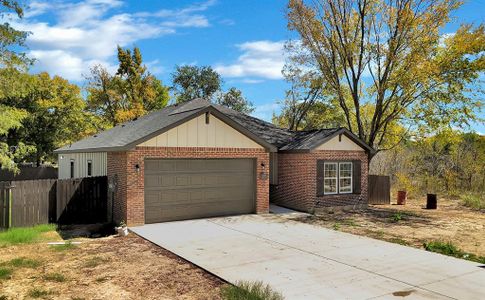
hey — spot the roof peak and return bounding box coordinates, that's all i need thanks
[169,98,211,115]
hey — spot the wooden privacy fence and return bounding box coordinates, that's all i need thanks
[368,175,391,205]
[0,176,108,228]
[0,179,56,228]
[57,176,108,225]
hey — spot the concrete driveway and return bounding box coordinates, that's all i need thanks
[131,211,485,300]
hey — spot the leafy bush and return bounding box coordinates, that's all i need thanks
[423,241,485,264]
[0,224,56,246]
[461,193,485,210]
[221,281,284,300]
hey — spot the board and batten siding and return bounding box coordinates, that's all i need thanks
[316,134,365,151]
[138,114,264,149]
[58,152,107,179]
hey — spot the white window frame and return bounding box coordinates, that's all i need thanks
[323,162,338,195]
[338,162,353,194]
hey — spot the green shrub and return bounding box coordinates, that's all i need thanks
[424,241,485,264]
[0,267,12,280]
[43,272,66,282]
[333,223,341,230]
[390,212,402,222]
[0,224,56,246]
[461,194,485,210]
[221,281,284,300]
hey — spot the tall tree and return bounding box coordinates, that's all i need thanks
[0,1,33,171]
[0,0,31,67]
[172,65,222,103]
[2,70,97,166]
[86,46,169,126]
[216,87,255,114]
[287,0,484,157]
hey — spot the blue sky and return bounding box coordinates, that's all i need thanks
[12,0,485,131]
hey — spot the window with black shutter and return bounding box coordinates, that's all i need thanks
[317,160,361,195]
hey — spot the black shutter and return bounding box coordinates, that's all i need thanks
[317,160,325,196]
[353,160,361,194]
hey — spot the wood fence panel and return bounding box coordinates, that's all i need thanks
[0,182,10,228]
[368,175,391,205]
[9,180,56,227]
[56,176,108,224]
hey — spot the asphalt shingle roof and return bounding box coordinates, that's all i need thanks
[55,98,349,153]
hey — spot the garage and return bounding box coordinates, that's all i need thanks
[144,158,256,223]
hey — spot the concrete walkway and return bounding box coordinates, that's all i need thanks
[131,213,485,300]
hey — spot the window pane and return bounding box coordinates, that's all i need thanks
[324,163,337,178]
[324,178,337,193]
[340,178,352,193]
[339,163,352,178]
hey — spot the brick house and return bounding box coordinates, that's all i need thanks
[55,98,374,226]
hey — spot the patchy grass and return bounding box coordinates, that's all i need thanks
[6,257,42,268]
[50,241,76,251]
[333,223,341,230]
[0,267,13,280]
[28,287,52,299]
[387,238,410,246]
[220,281,283,300]
[341,218,359,227]
[461,194,485,210]
[0,224,56,246]
[424,241,485,264]
[1,234,224,299]
[43,272,66,282]
[84,256,109,268]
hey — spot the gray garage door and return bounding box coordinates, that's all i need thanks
[144,158,256,223]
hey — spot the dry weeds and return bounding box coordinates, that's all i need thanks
[296,197,485,257]
[0,231,224,300]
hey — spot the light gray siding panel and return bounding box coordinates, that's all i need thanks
[58,152,107,179]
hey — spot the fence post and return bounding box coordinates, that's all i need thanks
[5,182,16,229]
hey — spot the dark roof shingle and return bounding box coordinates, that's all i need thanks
[55,98,365,153]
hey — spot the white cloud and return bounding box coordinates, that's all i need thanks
[215,40,285,80]
[251,102,281,122]
[8,0,215,81]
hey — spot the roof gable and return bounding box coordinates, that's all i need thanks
[138,113,265,149]
[54,98,373,154]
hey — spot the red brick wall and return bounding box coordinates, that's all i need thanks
[271,151,368,212]
[108,147,270,226]
[107,152,128,224]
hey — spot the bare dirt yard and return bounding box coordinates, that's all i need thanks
[0,229,224,300]
[294,197,485,258]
